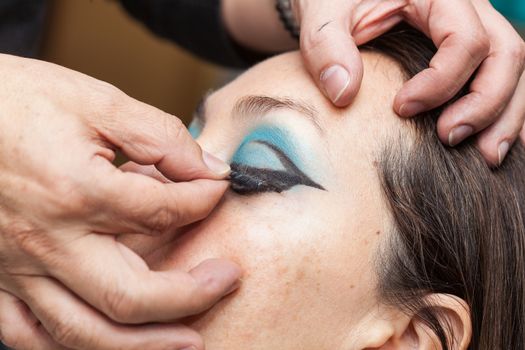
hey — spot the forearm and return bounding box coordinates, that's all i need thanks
[222,0,298,53]
[120,0,258,68]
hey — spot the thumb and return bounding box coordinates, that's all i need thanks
[299,1,363,107]
[91,90,230,182]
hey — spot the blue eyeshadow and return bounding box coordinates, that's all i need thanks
[188,119,202,139]
[229,125,326,194]
[232,142,285,170]
[231,125,301,170]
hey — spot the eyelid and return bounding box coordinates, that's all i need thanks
[229,140,325,194]
[232,141,285,171]
[254,141,298,172]
[256,141,323,189]
[233,125,301,166]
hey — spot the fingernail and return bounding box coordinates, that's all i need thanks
[320,65,350,104]
[498,141,510,165]
[202,151,230,176]
[180,346,197,350]
[448,125,474,147]
[399,102,425,117]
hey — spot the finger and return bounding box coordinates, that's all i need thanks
[119,161,170,183]
[475,72,525,166]
[299,1,364,107]
[91,157,229,235]
[92,88,230,180]
[436,5,525,147]
[18,277,204,350]
[51,235,242,324]
[0,289,67,350]
[350,0,405,45]
[394,0,490,116]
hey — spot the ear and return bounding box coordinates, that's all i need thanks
[351,294,472,350]
[416,294,472,350]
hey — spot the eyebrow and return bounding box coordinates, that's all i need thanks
[194,93,324,134]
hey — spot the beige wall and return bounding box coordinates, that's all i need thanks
[39,1,524,125]
[41,0,231,124]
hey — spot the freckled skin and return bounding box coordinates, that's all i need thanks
[118,51,408,349]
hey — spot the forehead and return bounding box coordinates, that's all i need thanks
[208,50,405,133]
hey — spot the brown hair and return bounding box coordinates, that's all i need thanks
[364,25,525,349]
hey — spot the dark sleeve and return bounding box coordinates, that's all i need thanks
[119,0,267,68]
[0,0,48,57]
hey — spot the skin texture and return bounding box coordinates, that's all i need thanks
[118,52,470,349]
[223,0,525,165]
[0,54,241,350]
[0,1,520,347]
[5,1,519,347]
[1,50,472,349]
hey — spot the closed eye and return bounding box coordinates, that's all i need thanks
[229,141,325,195]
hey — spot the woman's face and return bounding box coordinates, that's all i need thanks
[121,51,407,349]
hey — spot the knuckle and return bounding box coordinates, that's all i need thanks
[163,114,185,143]
[49,312,83,346]
[428,69,463,102]
[3,220,49,259]
[500,42,525,64]
[148,204,174,234]
[485,104,505,122]
[300,25,331,59]
[442,77,464,100]
[463,92,503,126]
[49,179,92,218]
[509,40,525,69]
[95,81,125,106]
[464,31,490,61]
[90,81,127,118]
[301,29,321,50]
[480,93,506,118]
[103,283,140,322]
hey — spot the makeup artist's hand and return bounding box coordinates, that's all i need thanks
[0,54,241,350]
[294,0,525,166]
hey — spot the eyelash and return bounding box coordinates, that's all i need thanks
[229,141,325,195]
[229,164,302,194]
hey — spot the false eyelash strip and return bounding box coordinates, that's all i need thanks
[229,164,303,194]
[229,163,325,194]
[229,147,325,195]
[228,139,325,195]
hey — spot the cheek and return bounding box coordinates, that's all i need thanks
[145,193,381,349]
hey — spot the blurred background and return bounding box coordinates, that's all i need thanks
[29,0,525,126]
[40,0,234,125]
